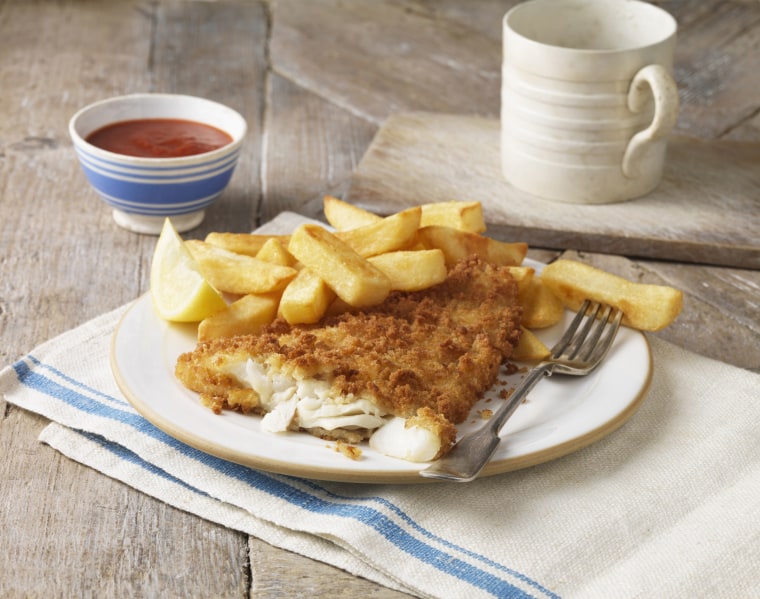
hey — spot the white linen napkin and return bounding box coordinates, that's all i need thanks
[2,213,759,599]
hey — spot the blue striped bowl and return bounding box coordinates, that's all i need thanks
[69,93,247,234]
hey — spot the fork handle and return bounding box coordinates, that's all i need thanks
[419,363,553,482]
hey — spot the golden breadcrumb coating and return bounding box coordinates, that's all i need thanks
[175,256,522,452]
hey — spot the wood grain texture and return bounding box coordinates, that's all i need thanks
[346,112,760,268]
[269,0,760,140]
[555,251,760,373]
[270,0,503,124]
[260,73,378,223]
[0,1,413,597]
[249,537,411,598]
[151,0,269,236]
[668,0,760,138]
[2,0,760,597]
[0,395,250,598]
[0,2,256,598]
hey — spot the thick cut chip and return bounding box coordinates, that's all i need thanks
[198,293,280,342]
[506,266,535,295]
[368,250,447,292]
[335,207,421,257]
[287,224,392,307]
[205,232,290,257]
[519,277,564,329]
[487,237,529,266]
[541,259,683,331]
[419,201,486,233]
[186,240,297,295]
[255,237,296,266]
[278,268,336,324]
[324,196,487,234]
[512,326,551,361]
[323,195,382,230]
[175,256,523,461]
[417,226,527,266]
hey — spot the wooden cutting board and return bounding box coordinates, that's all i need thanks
[345,112,760,269]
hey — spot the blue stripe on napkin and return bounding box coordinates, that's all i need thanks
[13,355,560,599]
[77,429,212,497]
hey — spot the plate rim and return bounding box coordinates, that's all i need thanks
[111,291,652,484]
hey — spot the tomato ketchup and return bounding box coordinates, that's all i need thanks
[86,118,233,158]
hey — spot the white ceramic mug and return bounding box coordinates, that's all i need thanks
[501,0,679,204]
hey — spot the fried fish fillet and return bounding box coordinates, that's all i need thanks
[175,255,522,461]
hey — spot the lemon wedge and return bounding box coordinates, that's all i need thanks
[150,218,227,322]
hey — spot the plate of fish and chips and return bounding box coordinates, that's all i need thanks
[111,201,680,483]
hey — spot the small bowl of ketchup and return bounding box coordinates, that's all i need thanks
[69,93,247,234]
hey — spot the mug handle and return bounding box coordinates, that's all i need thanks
[622,64,679,179]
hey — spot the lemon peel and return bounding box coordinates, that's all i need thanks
[150,218,227,322]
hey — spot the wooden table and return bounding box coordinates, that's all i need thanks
[1,1,758,596]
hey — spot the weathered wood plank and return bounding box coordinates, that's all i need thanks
[0,0,154,358]
[249,537,412,598]
[151,0,269,236]
[556,251,760,373]
[3,0,760,597]
[0,401,250,597]
[646,262,760,373]
[0,1,265,598]
[260,73,378,223]
[270,0,502,124]
[725,110,760,141]
[345,112,760,269]
[270,0,760,137]
[667,0,760,138]
[398,0,519,40]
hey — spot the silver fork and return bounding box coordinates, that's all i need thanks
[420,300,623,482]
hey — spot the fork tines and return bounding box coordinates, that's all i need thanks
[554,300,623,365]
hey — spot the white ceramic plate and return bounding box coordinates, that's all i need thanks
[111,263,652,484]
